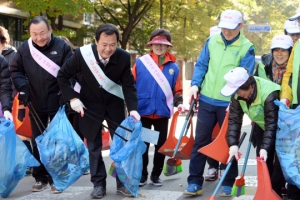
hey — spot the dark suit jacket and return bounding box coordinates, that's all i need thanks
[57,44,138,142]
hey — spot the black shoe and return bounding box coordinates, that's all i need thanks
[32,181,48,192]
[116,186,134,197]
[150,176,162,187]
[25,167,32,176]
[90,186,106,199]
[139,175,147,187]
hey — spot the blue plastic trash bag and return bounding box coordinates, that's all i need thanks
[35,106,89,192]
[275,100,300,188]
[0,118,40,198]
[110,116,146,197]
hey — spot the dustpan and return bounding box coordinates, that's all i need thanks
[12,95,32,139]
[158,111,194,160]
[198,112,229,164]
[253,157,281,200]
[211,122,220,141]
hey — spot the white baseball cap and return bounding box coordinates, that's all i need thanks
[221,67,249,97]
[270,35,293,50]
[210,26,221,36]
[284,20,300,34]
[289,4,300,21]
[218,10,243,30]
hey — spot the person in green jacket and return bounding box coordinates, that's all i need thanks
[221,67,280,181]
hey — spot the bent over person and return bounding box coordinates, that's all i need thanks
[57,23,140,199]
[10,16,73,193]
[221,67,280,189]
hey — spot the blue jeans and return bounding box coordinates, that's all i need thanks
[187,100,238,186]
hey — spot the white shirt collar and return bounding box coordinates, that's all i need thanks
[98,54,110,65]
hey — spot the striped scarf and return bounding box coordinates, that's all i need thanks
[272,60,287,85]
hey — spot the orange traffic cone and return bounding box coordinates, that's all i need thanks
[253,157,281,200]
[198,112,229,164]
[12,95,32,139]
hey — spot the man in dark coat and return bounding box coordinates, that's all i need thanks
[10,16,73,193]
[57,23,140,199]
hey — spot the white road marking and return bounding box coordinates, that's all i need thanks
[238,158,257,166]
[15,186,91,200]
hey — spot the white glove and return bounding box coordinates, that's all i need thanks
[280,98,290,107]
[227,145,240,163]
[70,98,85,116]
[189,85,199,104]
[259,149,268,161]
[177,104,186,113]
[225,104,230,113]
[130,110,140,121]
[3,111,13,121]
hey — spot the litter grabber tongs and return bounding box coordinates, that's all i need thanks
[163,98,197,176]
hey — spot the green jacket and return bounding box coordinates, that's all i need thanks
[201,33,253,102]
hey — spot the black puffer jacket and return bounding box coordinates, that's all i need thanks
[10,35,73,113]
[1,46,17,98]
[0,55,12,112]
[2,46,17,66]
[254,53,273,81]
[227,82,279,152]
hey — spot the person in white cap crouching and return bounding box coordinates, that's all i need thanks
[221,67,280,189]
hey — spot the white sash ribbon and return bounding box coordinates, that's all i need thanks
[80,44,124,99]
[139,54,174,116]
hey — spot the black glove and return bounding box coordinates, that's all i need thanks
[18,86,30,106]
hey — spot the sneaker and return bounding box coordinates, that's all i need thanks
[83,169,90,175]
[183,184,202,195]
[150,176,162,187]
[25,167,32,176]
[32,181,48,192]
[220,186,232,197]
[116,186,134,197]
[205,168,218,181]
[50,184,62,194]
[219,169,225,180]
[139,175,147,187]
[90,186,106,199]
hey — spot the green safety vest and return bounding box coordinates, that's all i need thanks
[201,33,254,102]
[235,77,281,130]
[257,62,270,81]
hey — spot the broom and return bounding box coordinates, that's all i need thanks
[108,162,117,178]
[163,99,196,176]
[206,132,247,200]
[231,123,255,197]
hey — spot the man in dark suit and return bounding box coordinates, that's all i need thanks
[57,23,140,199]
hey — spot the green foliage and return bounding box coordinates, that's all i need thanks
[94,0,155,51]
[243,0,299,55]
[12,0,93,17]
[13,0,300,60]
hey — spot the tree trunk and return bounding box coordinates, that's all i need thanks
[58,15,63,31]
[46,12,57,31]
